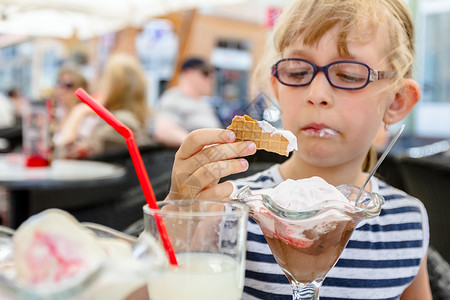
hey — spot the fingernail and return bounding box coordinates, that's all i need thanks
[240,159,248,169]
[247,141,256,152]
[227,130,236,141]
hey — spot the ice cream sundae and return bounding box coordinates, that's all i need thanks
[232,177,384,286]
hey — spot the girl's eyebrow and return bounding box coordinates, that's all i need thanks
[284,49,309,58]
[285,48,357,61]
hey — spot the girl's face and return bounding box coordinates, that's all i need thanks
[272,25,395,169]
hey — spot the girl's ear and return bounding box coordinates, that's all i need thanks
[383,79,421,125]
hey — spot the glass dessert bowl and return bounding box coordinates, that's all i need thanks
[232,181,384,300]
[0,210,167,300]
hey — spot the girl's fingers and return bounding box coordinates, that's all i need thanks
[176,129,236,160]
[169,128,257,201]
[170,160,247,200]
[186,158,248,190]
[179,141,256,177]
[196,182,236,201]
[195,140,256,163]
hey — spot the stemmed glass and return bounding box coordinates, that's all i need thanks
[232,184,384,299]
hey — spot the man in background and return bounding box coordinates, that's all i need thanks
[152,57,222,147]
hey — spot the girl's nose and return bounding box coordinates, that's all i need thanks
[305,72,333,107]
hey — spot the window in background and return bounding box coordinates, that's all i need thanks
[136,19,178,108]
[0,41,33,99]
[414,0,450,137]
[422,11,450,104]
[211,39,252,126]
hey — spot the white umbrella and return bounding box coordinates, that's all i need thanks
[0,0,246,40]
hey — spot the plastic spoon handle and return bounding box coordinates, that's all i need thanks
[356,124,405,204]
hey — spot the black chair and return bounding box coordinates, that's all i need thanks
[0,120,22,152]
[375,153,406,191]
[427,245,450,300]
[82,144,176,230]
[398,154,450,263]
[70,170,172,231]
[91,143,177,191]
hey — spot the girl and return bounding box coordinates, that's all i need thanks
[167,0,431,299]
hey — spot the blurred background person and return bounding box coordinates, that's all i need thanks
[7,88,27,121]
[52,65,89,146]
[152,57,222,147]
[55,53,152,159]
[0,92,15,129]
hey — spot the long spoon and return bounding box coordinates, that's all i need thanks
[355,124,405,205]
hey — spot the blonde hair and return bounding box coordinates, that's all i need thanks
[101,53,149,125]
[256,0,415,96]
[255,0,415,171]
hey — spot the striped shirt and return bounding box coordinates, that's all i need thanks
[230,164,429,300]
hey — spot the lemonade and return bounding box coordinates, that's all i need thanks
[148,252,243,300]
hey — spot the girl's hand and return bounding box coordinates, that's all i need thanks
[167,129,256,201]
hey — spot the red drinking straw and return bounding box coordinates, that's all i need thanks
[75,88,178,266]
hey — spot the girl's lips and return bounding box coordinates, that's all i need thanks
[301,124,338,138]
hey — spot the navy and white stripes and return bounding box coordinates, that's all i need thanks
[230,164,429,300]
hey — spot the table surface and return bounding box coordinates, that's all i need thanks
[0,154,126,189]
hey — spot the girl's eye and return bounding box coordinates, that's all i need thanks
[334,72,366,83]
[285,70,312,81]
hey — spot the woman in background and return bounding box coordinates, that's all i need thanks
[55,53,152,159]
[53,65,89,145]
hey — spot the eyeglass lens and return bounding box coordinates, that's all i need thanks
[276,60,370,89]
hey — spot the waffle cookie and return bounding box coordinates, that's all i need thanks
[226,115,297,156]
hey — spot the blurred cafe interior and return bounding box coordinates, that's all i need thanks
[0,0,449,296]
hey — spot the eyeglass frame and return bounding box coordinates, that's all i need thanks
[271,58,396,90]
[57,81,75,89]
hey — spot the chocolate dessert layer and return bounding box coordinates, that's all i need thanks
[262,220,355,284]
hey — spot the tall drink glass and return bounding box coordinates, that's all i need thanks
[143,200,248,300]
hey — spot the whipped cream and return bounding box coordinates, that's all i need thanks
[257,120,298,155]
[249,177,352,241]
[266,177,350,211]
